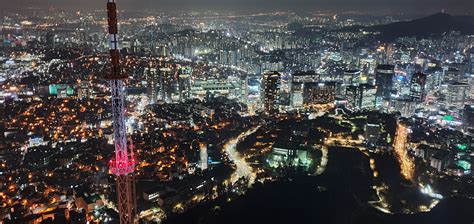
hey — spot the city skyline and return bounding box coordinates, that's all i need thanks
[1,0,474,223]
[2,0,474,15]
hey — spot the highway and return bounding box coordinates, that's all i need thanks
[223,126,261,186]
[393,123,414,181]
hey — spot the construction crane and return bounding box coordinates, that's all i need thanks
[105,0,137,223]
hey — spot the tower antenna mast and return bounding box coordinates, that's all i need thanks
[105,0,136,223]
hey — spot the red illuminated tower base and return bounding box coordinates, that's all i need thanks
[116,174,136,223]
[106,0,136,223]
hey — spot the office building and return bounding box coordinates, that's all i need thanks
[343,69,361,85]
[290,71,320,109]
[190,78,242,100]
[0,104,4,144]
[430,150,452,172]
[345,84,376,111]
[365,115,381,145]
[145,62,159,104]
[290,83,304,108]
[444,66,466,83]
[409,72,427,102]
[463,105,474,131]
[261,71,281,115]
[291,71,320,83]
[375,64,395,101]
[469,48,474,75]
[303,82,336,105]
[365,122,381,145]
[391,98,417,118]
[268,141,311,168]
[199,143,208,171]
[178,66,192,102]
[445,82,470,109]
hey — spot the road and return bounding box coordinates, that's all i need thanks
[223,126,261,186]
[393,123,414,181]
[316,145,328,175]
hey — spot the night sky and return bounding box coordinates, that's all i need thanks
[2,0,474,15]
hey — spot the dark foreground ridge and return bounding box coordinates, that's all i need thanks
[165,148,474,224]
[339,12,474,41]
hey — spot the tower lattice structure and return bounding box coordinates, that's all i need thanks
[105,0,136,223]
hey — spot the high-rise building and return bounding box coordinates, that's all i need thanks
[375,64,395,101]
[391,98,417,118]
[291,71,320,83]
[385,43,394,64]
[365,122,381,145]
[469,48,474,76]
[244,75,261,113]
[409,72,427,102]
[425,67,443,91]
[345,84,376,111]
[178,66,192,102]
[199,143,208,171]
[340,42,355,64]
[145,62,158,104]
[290,86,304,109]
[444,66,466,83]
[187,141,200,174]
[359,56,377,79]
[303,82,336,105]
[219,49,240,66]
[158,67,175,103]
[45,32,55,46]
[190,78,242,100]
[446,82,470,109]
[0,104,5,144]
[290,71,320,109]
[462,105,474,131]
[261,71,281,115]
[343,69,361,85]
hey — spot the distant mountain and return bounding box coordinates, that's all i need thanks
[455,15,474,26]
[338,13,474,41]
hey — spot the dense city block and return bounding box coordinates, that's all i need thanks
[0,4,474,224]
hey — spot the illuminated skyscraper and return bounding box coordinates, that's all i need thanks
[261,71,281,115]
[469,48,474,75]
[385,43,394,64]
[145,62,158,104]
[365,117,381,146]
[446,82,470,109]
[178,66,192,102]
[290,71,320,109]
[0,104,5,143]
[303,82,336,105]
[463,105,474,131]
[345,84,376,110]
[343,69,361,85]
[290,82,304,109]
[409,72,427,102]
[158,67,176,103]
[199,143,208,170]
[375,64,395,102]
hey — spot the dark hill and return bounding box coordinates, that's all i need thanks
[337,13,474,41]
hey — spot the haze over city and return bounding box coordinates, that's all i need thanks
[2,0,474,14]
[0,0,474,224]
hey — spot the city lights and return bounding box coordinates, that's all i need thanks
[393,123,415,181]
[1,2,473,224]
